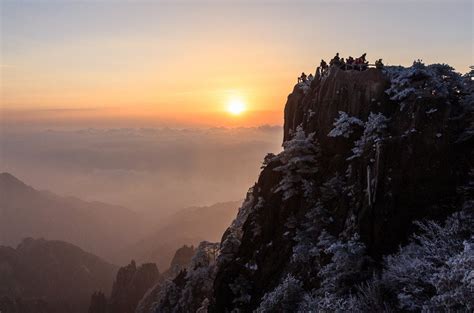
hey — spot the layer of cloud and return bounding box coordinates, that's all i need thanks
[1,126,282,217]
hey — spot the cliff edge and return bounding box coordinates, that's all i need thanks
[147,61,473,313]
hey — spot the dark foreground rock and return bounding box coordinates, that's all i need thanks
[143,61,473,312]
[0,238,116,313]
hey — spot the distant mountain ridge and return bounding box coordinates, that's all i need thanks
[123,201,240,271]
[0,172,145,263]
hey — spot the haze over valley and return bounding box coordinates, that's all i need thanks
[1,126,281,215]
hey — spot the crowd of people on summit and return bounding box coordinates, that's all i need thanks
[298,53,385,83]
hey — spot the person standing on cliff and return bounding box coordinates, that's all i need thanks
[320,59,328,75]
[301,72,307,82]
[375,58,384,69]
[340,58,346,70]
[330,53,340,66]
[359,53,368,70]
[346,56,354,70]
[329,52,341,66]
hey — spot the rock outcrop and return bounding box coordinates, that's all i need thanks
[144,61,473,312]
[88,292,107,313]
[134,245,197,313]
[109,261,159,313]
[165,245,195,276]
[88,261,160,313]
[211,63,473,312]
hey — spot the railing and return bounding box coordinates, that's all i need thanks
[329,63,378,70]
[298,63,383,83]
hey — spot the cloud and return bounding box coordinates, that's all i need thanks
[1,127,282,216]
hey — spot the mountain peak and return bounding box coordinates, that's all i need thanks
[0,172,32,196]
[0,172,26,187]
[144,60,474,312]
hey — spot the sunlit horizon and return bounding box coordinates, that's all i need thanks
[1,0,472,129]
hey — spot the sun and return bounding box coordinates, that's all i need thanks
[227,99,246,115]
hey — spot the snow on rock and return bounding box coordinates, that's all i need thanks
[218,192,263,264]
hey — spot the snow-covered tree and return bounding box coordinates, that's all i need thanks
[292,202,326,265]
[151,241,220,313]
[317,233,368,297]
[348,112,389,160]
[385,61,463,106]
[256,274,304,313]
[328,111,364,138]
[274,126,320,200]
[292,174,345,265]
[381,208,474,311]
[294,232,370,313]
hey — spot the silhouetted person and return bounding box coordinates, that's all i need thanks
[315,66,321,79]
[346,56,354,70]
[359,53,368,70]
[340,58,346,70]
[301,72,307,82]
[320,59,328,75]
[354,53,368,71]
[375,58,384,69]
[330,53,341,66]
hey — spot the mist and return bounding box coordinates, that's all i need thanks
[0,126,282,217]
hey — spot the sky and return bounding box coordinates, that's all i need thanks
[1,0,473,128]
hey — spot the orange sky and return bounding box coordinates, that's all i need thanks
[1,1,472,128]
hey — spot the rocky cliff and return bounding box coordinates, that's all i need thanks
[134,245,197,313]
[88,260,159,313]
[109,261,159,313]
[146,61,473,312]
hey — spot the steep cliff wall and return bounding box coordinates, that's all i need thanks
[211,63,472,312]
[147,61,473,312]
[88,261,159,313]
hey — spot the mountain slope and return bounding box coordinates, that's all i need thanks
[0,172,145,262]
[0,238,117,313]
[147,61,473,312]
[124,201,239,271]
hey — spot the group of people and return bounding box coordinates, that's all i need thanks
[297,72,314,83]
[298,53,385,83]
[325,52,376,72]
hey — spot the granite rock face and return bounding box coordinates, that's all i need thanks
[143,62,473,312]
[108,261,160,313]
[211,63,473,311]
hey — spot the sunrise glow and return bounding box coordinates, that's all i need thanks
[227,99,246,116]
